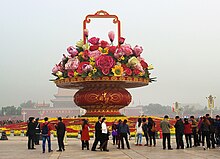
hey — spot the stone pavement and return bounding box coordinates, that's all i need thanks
[0,136,219,159]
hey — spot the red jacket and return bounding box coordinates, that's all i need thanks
[184,123,192,134]
[41,122,53,136]
[81,124,90,141]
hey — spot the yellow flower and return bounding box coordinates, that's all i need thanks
[98,47,109,54]
[139,72,143,76]
[147,64,154,70]
[56,71,63,78]
[88,73,92,77]
[79,52,83,56]
[82,43,90,50]
[90,61,95,66]
[93,68,97,73]
[112,65,124,76]
[74,71,78,77]
[76,39,84,48]
[121,56,125,60]
[89,57,95,62]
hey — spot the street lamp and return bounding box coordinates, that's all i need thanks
[206,95,216,118]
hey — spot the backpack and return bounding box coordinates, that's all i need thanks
[42,123,49,136]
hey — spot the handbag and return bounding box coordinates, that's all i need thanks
[112,130,118,136]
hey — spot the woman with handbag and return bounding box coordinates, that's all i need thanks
[148,117,156,147]
[81,119,90,150]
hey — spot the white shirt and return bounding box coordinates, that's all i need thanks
[101,122,107,134]
[136,122,143,134]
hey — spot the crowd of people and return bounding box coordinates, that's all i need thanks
[10,113,220,154]
[161,114,220,150]
[0,120,23,126]
[26,116,66,153]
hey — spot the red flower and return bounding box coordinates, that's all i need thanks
[100,40,109,48]
[89,45,99,51]
[140,60,148,69]
[88,37,100,45]
[122,65,132,76]
[77,62,90,74]
[82,50,89,60]
[96,55,115,75]
[108,46,117,54]
[133,69,140,75]
[67,70,74,78]
[119,37,125,45]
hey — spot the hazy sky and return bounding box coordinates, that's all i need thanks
[0,0,220,108]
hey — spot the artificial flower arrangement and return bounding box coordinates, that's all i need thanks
[51,30,154,80]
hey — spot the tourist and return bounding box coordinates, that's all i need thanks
[116,119,122,149]
[81,119,90,150]
[142,118,149,146]
[214,115,220,147]
[201,116,211,150]
[136,118,143,146]
[184,118,192,148]
[148,117,156,147]
[119,119,130,149]
[41,117,53,153]
[111,119,117,145]
[34,118,40,145]
[190,116,199,147]
[160,115,173,150]
[209,118,216,149]
[27,117,36,150]
[55,117,66,152]
[100,118,109,151]
[91,116,102,151]
[198,116,203,143]
[174,116,184,149]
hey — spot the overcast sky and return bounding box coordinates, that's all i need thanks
[0,0,220,108]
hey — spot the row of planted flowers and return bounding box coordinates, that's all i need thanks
[0,116,176,137]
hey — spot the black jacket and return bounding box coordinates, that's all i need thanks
[27,122,35,136]
[95,121,102,137]
[174,119,184,134]
[55,121,66,136]
[34,121,41,133]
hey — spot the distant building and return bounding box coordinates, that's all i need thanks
[21,88,81,120]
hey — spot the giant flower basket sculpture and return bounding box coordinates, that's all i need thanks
[52,10,155,116]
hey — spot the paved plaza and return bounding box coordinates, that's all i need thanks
[0,136,219,159]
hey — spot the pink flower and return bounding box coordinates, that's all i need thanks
[88,50,101,60]
[82,64,93,73]
[119,37,125,45]
[67,46,78,57]
[121,44,133,56]
[96,55,115,75]
[100,40,109,48]
[88,37,100,45]
[52,64,61,74]
[65,57,80,70]
[133,45,143,56]
[122,64,132,76]
[108,31,115,42]
[114,47,124,59]
[84,29,89,37]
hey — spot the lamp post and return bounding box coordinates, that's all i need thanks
[21,111,26,121]
[206,95,216,118]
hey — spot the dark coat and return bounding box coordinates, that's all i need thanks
[94,121,102,138]
[174,119,184,134]
[55,121,66,136]
[27,122,35,136]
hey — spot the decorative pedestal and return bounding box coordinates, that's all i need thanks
[55,76,149,116]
